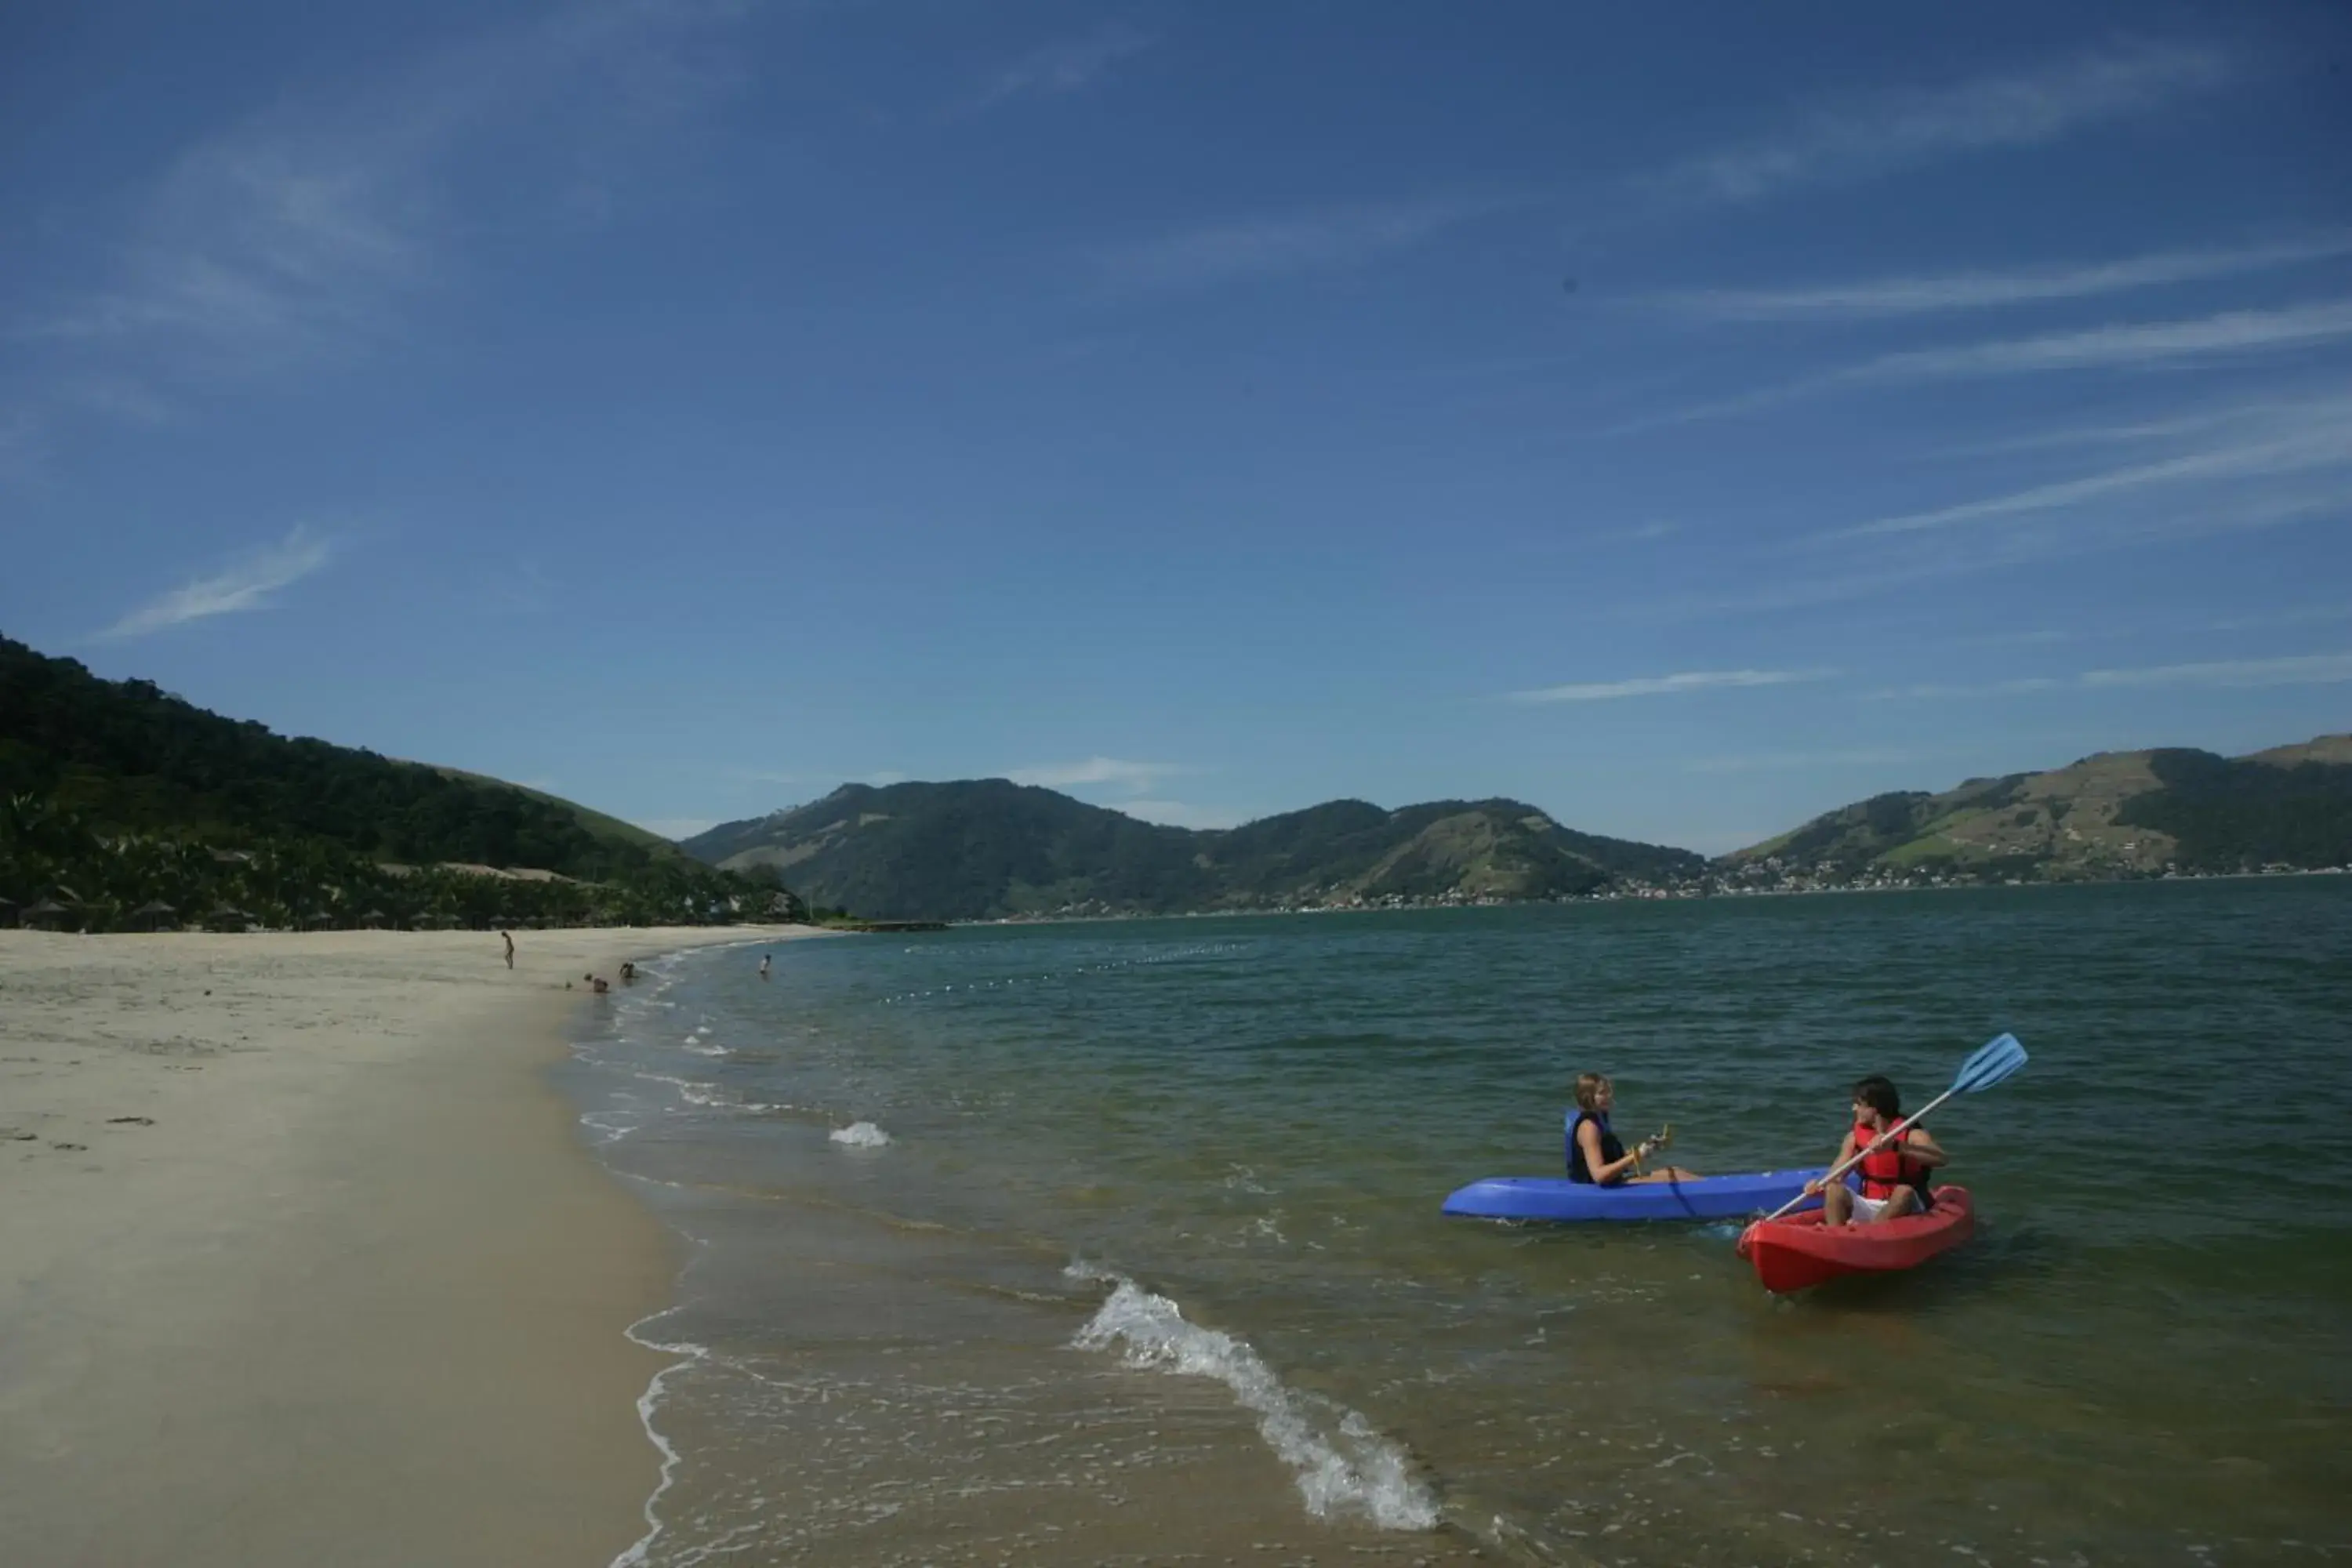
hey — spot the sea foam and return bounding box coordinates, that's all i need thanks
[829,1120,892,1149]
[1065,1263,1439,1530]
[609,1305,713,1568]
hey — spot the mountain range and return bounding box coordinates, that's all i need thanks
[8,630,2346,927]
[1728,735,2352,885]
[684,734,2352,918]
[681,782,1706,921]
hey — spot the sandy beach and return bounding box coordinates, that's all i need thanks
[0,924,823,1568]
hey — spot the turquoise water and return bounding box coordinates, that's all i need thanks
[573,879,2352,1565]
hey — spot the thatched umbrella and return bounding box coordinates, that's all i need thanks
[130,899,178,932]
[22,898,71,930]
[359,909,387,928]
[205,904,251,933]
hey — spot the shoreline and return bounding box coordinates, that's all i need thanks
[0,924,822,1568]
[955,863,2352,924]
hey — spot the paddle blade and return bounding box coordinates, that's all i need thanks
[1951,1033,2027,1094]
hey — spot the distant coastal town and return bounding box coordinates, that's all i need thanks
[984,858,2352,923]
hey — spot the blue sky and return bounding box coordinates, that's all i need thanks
[4,1,2348,853]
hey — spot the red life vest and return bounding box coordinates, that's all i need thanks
[1853,1118,1926,1200]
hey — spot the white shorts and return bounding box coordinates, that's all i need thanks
[1846,1189,1925,1221]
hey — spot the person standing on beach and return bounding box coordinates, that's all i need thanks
[500,931,514,970]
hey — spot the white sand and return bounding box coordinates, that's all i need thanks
[0,925,824,1567]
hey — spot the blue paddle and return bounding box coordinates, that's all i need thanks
[1754,1033,2029,1225]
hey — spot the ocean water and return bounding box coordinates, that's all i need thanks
[561,880,2352,1566]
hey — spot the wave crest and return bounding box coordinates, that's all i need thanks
[1066,1264,1439,1530]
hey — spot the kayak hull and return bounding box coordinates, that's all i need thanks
[1442,1168,1832,1223]
[1737,1185,1974,1292]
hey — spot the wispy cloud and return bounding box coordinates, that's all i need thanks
[1506,668,1832,704]
[1621,299,2352,431]
[1855,299,2352,379]
[1878,652,2352,699]
[972,24,1154,111]
[1642,472,2341,622]
[1090,194,1526,295]
[1946,604,2352,648]
[482,558,557,615]
[1719,392,2352,612]
[1826,393,2352,541]
[2200,602,2352,633]
[17,0,751,411]
[2080,652,2352,689]
[1008,756,1187,793]
[1871,678,2063,700]
[1685,747,1931,774]
[1647,39,2238,210]
[1929,404,2270,457]
[1652,235,2352,321]
[27,140,425,369]
[1592,520,1680,544]
[102,526,336,639]
[1952,628,2087,648]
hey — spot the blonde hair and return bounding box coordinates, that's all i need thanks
[1573,1072,1610,1112]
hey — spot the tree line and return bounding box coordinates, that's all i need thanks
[0,633,807,931]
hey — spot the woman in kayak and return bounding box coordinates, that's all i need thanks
[1566,1073,1698,1185]
[1814,1073,1946,1224]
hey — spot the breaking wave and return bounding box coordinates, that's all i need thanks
[1066,1263,1439,1530]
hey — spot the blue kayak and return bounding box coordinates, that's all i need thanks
[1441,1167,1835,1223]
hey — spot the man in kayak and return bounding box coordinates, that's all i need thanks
[1814,1074,1946,1224]
[1567,1073,1697,1185]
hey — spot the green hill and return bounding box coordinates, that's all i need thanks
[682,780,1705,920]
[1726,735,2352,881]
[0,633,793,929]
[429,766,689,862]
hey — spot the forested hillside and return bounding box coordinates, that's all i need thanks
[0,634,797,931]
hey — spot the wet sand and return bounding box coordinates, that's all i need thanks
[0,925,820,1568]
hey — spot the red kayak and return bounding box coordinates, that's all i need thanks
[1737,1186,1974,1293]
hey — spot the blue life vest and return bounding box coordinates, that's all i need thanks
[1565,1109,1626,1183]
